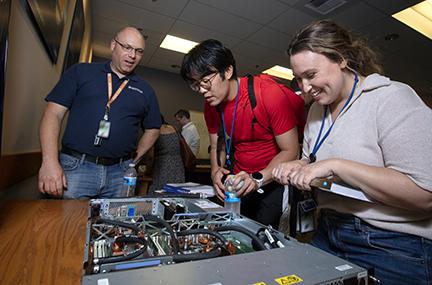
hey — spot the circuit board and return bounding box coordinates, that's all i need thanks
[82,198,369,285]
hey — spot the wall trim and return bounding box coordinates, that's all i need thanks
[0,152,41,190]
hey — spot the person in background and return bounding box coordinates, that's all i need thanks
[272,19,432,284]
[38,26,161,199]
[174,109,200,156]
[148,115,185,193]
[180,39,304,228]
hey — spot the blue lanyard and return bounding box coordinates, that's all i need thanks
[310,73,359,163]
[221,84,240,169]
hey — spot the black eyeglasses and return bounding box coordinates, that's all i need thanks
[114,39,144,55]
[190,73,218,92]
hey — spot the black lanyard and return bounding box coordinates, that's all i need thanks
[309,73,359,163]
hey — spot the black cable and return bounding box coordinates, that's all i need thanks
[143,214,180,254]
[115,236,147,244]
[215,225,266,250]
[96,236,147,265]
[177,228,227,245]
[172,247,222,262]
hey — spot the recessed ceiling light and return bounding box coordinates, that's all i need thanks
[160,35,198,54]
[392,0,432,40]
[262,65,294,81]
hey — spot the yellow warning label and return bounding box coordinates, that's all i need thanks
[274,275,303,285]
[251,282,267,285]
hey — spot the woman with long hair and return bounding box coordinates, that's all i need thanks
[273,20,432,284]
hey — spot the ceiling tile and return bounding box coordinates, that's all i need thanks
[179,1,262,39]
[232,40,286,64]
[268,7,315,35]
[93,15,128,36]
[246,27,292,52]
[196,0,290,24]
[363,0,423,15]
[277,0,302,6]
[116,0,189,17]
[92,0,175,33]
[331,1,386,29]
[168,20,240,47]
[92,15,165,47]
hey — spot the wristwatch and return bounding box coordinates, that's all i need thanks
[250,172,264,193]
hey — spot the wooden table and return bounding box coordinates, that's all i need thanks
[0,200,88,285]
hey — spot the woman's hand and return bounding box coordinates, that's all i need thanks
[288,159,336,191]
[272,159,307,185]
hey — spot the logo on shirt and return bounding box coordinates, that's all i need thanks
[128,85,143,94]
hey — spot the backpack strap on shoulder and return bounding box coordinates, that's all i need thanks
[246,74,259,129]
[246,74,257,110]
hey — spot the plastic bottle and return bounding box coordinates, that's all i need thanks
[122,163,137,197]
[224,175,242,215]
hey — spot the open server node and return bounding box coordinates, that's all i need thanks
[82,198,368,285]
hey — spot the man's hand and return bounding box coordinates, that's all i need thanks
[38,102,68,197]
[38,161,67,197]
[232,171,257,197]
[211,166,231,200]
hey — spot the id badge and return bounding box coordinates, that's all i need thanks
[97,120,111,138]
[296,198,317,234]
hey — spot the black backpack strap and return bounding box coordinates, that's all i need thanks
[247,74,257,110]
[246,74,259,129]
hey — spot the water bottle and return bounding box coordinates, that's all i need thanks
[224,175,243,215]
[122,163,137,197]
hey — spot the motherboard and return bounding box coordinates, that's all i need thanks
[82,198,369,285]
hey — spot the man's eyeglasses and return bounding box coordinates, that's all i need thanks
[114,39,144,56]
[190,73,218,92]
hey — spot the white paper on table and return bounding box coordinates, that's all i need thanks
[166,182,216,197]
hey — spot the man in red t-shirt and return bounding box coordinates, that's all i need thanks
[180,39,303,228]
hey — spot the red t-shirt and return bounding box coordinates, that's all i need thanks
[205,75,300,173]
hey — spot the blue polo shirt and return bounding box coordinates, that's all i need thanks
[46,61,161,158]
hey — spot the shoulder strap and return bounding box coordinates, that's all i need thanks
[246,74,272,132]
[246,74,257,110]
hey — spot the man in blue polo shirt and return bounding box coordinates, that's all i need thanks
[38,26,161,199]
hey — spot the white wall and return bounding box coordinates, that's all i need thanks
[136,65,209,159]
[134,65,204,123]
[1,0,86,155]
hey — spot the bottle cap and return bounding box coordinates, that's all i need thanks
[225,196,240,203]
[225,191,240,202]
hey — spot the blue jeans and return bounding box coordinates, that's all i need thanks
[312,209,432,285]
[60,153,132,199]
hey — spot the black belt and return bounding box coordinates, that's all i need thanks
[61,146,132,166]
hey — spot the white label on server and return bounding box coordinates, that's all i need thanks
[97,278,110,285]
[335,264,353,271]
